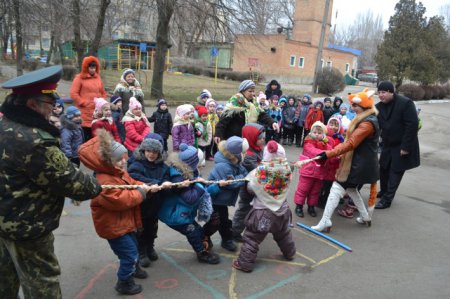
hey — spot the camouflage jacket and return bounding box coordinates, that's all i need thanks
[0,103,102,241]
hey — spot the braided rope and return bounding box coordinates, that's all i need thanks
[100,156,321,189]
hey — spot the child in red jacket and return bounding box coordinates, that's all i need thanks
[78,129,157,295]
[122,97,151,153]
[91,97,122,142]
[294,121,337,217]
[304,101,325,138]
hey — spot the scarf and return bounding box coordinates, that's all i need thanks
[224,93,260,124]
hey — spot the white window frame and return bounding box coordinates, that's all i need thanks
[321,59,324,68]
[289,55,296,67]
[326,61,332,68]
[345,63,350,73]
[298,56,305,68]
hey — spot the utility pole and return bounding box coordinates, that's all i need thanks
[312,0,330,94]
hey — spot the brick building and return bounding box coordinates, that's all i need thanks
[231,0,360,84]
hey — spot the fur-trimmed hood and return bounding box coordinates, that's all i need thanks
[78,129,122,175]
[133,147,164,165]
[167,153,196,180]
[79,56,101,79]
[217,141,240,165]
[0,99,60,137]
[60,114,81,130]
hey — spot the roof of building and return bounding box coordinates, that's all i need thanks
[328,44,362,56]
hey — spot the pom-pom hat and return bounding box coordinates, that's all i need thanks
[129,97,142,110]
[178,143,199,170]
[263,141,286,161]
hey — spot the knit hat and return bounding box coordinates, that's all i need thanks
[94,97,108,113]
[303,94,311,101]
[157,99,167,107]
[263,140,286,161]
[377,81,395,93]
[196,105,208,117]
[324,97,332,103]
[339,103,350,111]
[129,96,142,110]
[176,104,192,117]
[110,95,122,104]
[257,91,266,102]
[55,99,64,108]
[226,136,249,156]
[139,138,163,154]
[313,100,324,109]
[145,133,164,147]
[122,68,135,79]
[205,98,217,108]
[179,143,199,170]
[310,121,327,135]
[239,80,256,92]
[278,97,287,106]
[111,141,128,162]
[66,106,81,119]
[200,89,212,99]
[348,88,376,109]
[216,104,224,111]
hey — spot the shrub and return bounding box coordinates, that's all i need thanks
[398,84,425,101]
[62,65,77,81]
[317,67,345,95]
[421,85,433,100]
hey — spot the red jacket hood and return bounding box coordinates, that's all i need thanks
[242,123,264,152]
[80,56,101,79]
[78,135,122,176]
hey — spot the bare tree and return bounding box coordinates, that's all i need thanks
[88,0,111,56]
[439,4,450,32]
[12,0,23,75]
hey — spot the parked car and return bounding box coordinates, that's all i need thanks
[358,72,378,83]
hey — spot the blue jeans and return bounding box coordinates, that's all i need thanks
[169,221,204,253]
[107,232,138,281]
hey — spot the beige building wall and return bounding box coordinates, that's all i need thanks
[232,34,356,84]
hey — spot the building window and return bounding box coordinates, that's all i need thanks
[290,55,296,67]
[326,61,332,68]
[321,59,324,68]
[345,63,350,73]
[298,57,305,68]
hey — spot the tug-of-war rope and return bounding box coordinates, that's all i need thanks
[101,156,321,189]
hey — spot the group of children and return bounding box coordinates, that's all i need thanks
[47,80,364,296]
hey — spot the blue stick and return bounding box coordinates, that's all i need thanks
[296,222,353,252]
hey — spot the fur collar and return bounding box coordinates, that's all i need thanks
[133,148,164,165]
[218,141,240,165]
[1,101,60,137]
[346,107,378,138]
[122,110,150,126]
[167,153,195,180]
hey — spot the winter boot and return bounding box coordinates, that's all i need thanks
[282,138,288,145]
[197,250,220,264]
[232,232,244,243]
[346,188,371,227]
[221,239,237,252]
[307,206,317,217]
[288,139,293,146]
[115,277,142,295]
[311,182,346,232]
[295,205,304,217]
[138,249,151,268]
[133,264,148,279]
[147,247,159,261]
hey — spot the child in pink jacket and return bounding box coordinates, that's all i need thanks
[294,121,337,218]
[122,97,151,153]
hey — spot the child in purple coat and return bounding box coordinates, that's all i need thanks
[171,104,195,151]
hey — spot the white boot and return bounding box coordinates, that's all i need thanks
[312,182,346,232]
[347,188,371,226]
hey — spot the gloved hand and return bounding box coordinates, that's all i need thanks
[316,152,328,160]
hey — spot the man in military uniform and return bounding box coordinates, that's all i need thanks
[0,66,102,299]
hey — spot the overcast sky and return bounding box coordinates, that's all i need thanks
[332,0,450,29]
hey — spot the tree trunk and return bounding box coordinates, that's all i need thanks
[88,0,111,56]
[151,0,176,101]
[72,0,83,70]
[12,0,23,75]
[46,32,55,65]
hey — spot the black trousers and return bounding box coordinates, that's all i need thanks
[379,164,405,204]
[203,205,232,241]
[282,127,295,142]
[82,126,92,141]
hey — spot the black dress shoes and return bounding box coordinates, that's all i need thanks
[375,200,391,209]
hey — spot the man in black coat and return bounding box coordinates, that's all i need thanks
[375,81,420,209]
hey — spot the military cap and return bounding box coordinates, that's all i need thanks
[2,65,62,100]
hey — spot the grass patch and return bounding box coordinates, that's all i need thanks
[100,70,311,106]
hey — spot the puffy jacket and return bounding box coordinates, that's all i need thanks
[206,142,248,206]
[171,123,195,151]
[78,134,145,240]
[299,137,335,180]
[148,109,173,139]
[60,115,84,159]
[91,119,121,143]
[70,56,107,127]
[122,111,151,152]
